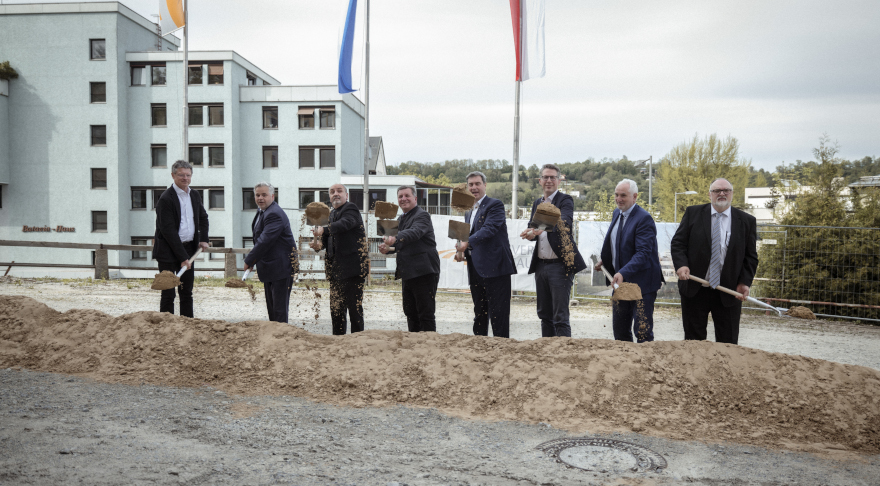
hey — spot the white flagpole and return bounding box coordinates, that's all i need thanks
[362,0,370,214]
[182,1,188,161]
[511,5,523,220]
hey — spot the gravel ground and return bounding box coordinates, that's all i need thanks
[2,279,880,485]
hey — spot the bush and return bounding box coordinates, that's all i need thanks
[0,61,18,80]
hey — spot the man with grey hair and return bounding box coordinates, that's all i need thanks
[671,177,758,344]
[244,182,298,323]
[595,178,664,342]
[456,171,516,337]
[153,160,209,317]
[311,183,369,334]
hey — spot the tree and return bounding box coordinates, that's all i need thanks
[0,61,18,80]
[654,134,751,222]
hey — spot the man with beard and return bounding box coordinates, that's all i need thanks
[671,177,759,344]
[311,184,369,335]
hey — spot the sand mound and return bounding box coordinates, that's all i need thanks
[150,270,179,290]
[612,282,642,301]
[225,278,257,301]
[1,295,878,454]
[785,306,817,319]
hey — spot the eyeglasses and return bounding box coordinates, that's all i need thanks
[540,176,558,181]
[710,189,732,194]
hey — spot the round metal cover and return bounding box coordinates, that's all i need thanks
[537,437,667,473]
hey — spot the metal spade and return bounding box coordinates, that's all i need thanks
[448,220,470,261]
[377,219,399,251]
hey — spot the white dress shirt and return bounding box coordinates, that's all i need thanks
[537,191,560,260]
[711,205,732,264]
[469,195,486,231]
[173,183,195,243]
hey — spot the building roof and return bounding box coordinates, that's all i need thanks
[848,175,880,188]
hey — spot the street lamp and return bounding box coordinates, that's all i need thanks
[674,191,698,221]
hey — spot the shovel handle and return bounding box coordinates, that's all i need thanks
[599,265,619,289]
[687,274,743,298]
[242,268,252,281]
[176,247,202,278]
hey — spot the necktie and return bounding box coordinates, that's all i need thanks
[614,213,625,270]
[255,210,264,230]
[707,213,724,288]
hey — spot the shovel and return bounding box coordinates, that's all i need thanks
[305,202,331,249]
[528,208,559,232]
[599,264,620,290]
[687,274,787,316]
[374,201,399,220]
[600,264,642,301]
[377,219,399,251]
[151,248,202,290]
[448,220,470,261]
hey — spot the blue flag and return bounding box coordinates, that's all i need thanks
[338,0,358,94]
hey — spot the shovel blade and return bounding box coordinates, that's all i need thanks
[377,219,399,237]
[448,220,470,242]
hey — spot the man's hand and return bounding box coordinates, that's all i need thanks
[243,263,251,271]
[378,243,390,255]
[612,273,624,287]
[309,240,323,252]
[180,260,192,270]
[676,266,690,280]
[520,228,541,240]
[456,241,469,252]
[736,284,750,301]
[384,235,396,246]
[199,241,210,250]
[312,226,324,237]
[453,252,464,263]
[594,259,603,272]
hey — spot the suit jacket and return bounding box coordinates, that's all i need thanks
[320,201,369,281]
[390,205,441,281]
[671,203,759,307]
[244,201,298,283]
[599,204,664,295]
[152,185,209,264]
[465,196,516,279]
[526,192,588,275]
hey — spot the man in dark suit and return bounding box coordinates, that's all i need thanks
[454,171,516,338]
[671,177,759,344]
[379,186,441,332]
[153,160,209,317]
[521,164,588,337]
[310,183,369,335]
[594,179,664,342]
[243,182,298,323]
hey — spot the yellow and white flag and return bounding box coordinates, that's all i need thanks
[158,0,185,34]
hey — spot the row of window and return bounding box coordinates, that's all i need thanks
[130,237,230,261]
[146,145,334,169]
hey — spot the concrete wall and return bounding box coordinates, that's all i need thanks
[0,79,9,186]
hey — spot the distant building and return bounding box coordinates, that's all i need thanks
[744,180,852,224]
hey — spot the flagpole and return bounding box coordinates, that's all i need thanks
[182,0,188,161]
[362,0,370,215]
[511,6,523,220]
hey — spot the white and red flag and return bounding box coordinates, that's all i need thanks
[509,0,545,81]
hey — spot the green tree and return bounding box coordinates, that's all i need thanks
[654,134,751,222]
[0,61,18,80]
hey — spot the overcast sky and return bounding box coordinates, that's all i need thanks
[11,0,879,170]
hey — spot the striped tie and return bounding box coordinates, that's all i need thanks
[707,213,724,288]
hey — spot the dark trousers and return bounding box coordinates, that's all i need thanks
[402,273,439,332]
[158,241,197,317]
[329,276,365,335]
[467,260,511,338]
[612,291,657,343]
[535,260,574,337]
[681,285,742,344]
[264,275,293,323]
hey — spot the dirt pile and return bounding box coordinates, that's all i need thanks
[536,202,561,219]
[305,201,330,225]
[450,184,475,211]
[612,282,642,301]
[374,201,398,220]
[786,306,817,319]
[224,278,257,301]
[1,295,878,455]
[150,270,179,290]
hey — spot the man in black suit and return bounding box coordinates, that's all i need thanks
[671,177,759,344]
[521,164,588,337]
[379,186,441,332]
[310,183,369,335]
[244,182,298,323]
[454,171,516,338]
[152,160,209,317]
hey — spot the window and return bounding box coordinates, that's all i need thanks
[320,148,335,169]
[151,65,166,86]
[151,144,167,167]
[246,71,257,86]
[208,105,224,126]
[91,125,106,146]
[152,188,164,209]
[192,188,205,204]
[90,39,105,60]
[299,189,316,208]
[188,105,203,126]
[92,211,108,232]
[299,148,314,169]
[319,190,330,204]
[151,104,167,127]
[90,82,106,103]
[131,238,150,260]
[209,146,224,167]
[319,108,335,129]
[243,237,254,249]
[188,145,204,166]
[131,188,147,209]
[298,107,314,129]
[207,63,223,84]
[243,188,258,210]
[263,106,278,129]
[131,66,146,86]
[91,168,107,189]
[209,238,225,260]
[188,64,202,85]
[263,146,278,168]
[208,189,224,209]
[350,189,387,211]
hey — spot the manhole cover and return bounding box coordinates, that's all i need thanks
[537,437,667,473]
